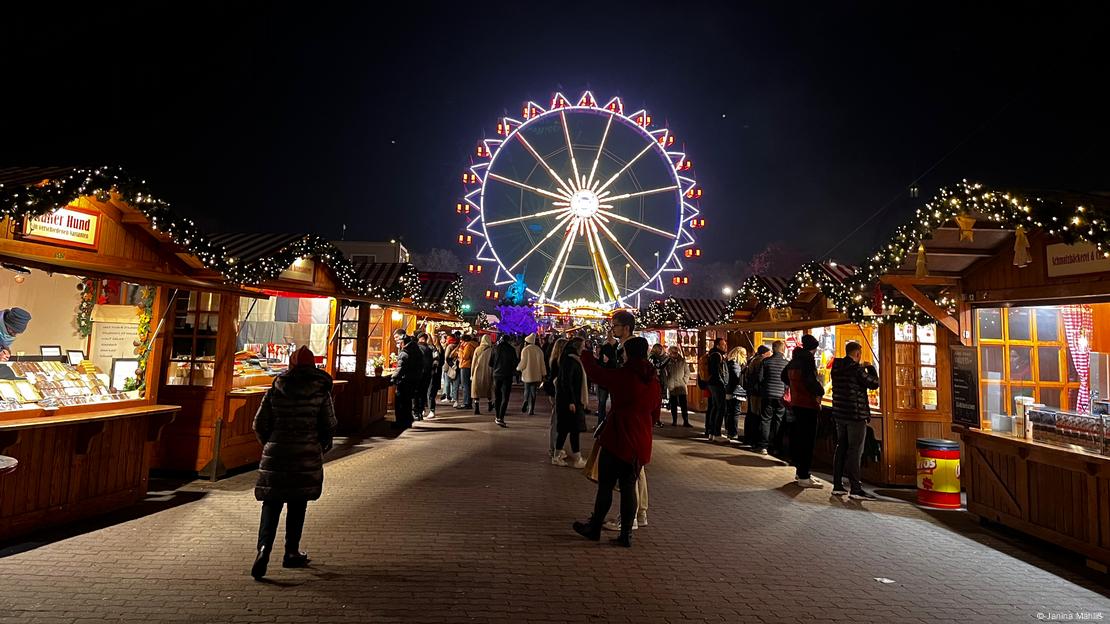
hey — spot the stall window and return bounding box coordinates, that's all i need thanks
[893,323,938,411]
[166,291,220,386]
[336,304,359,373]
[365,307,386,374]
[975,306,1080,413]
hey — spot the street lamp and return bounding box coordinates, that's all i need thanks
[654,251,659,271]
[624,263,630,293]
[722,286,733,296]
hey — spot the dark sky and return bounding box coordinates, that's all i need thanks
[4,1,1107,273]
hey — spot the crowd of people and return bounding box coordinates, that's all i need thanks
[246,314,885,575]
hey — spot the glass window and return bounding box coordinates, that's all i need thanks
[978,309,1003,340]
[895,323,915,342]
[920,366,937,389]
[982,383,1006,415]
[920,345,937,366]
[1037,347,1060,382]
[895,343,915,365]
[1038,387,1061,408]
[981,345,1004,381]
[916,324,937,344]
[921,389,938,410]
[1035,308,1059,341]
[896,388,916,410]
[1008,346,1033,381]
[166,291,222,386]
[1007,308,1032,341]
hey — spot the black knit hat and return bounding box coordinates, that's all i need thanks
[4,308,30,334]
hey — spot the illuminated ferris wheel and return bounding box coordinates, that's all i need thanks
[456,91,704,308]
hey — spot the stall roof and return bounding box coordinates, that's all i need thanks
[417,271,463,318]
[641,296,730,329]
[675,298,729,325]
[208,233,308,266]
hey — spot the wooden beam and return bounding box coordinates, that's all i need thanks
[920,247,994,259]
[881,274,960,287]
[887,279,960,336]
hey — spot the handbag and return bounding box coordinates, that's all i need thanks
[447,363,457,380]
[582,443,601,483]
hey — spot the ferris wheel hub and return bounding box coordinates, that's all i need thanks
[570,189,600,218]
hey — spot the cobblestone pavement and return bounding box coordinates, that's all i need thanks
[2,388,1108,623]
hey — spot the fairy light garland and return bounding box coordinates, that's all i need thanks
[715,181,1108,326]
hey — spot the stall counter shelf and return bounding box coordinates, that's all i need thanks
[957,425,1110,570]
[0,402,180,541]
[205,378,347,481]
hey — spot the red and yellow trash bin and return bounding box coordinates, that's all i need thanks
[915,438,961,509]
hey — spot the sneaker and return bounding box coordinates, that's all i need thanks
[602,517,639,531]
[635,513,648,527]
[425,411,436,420]
[796,477,823,489]
[551,454,568,466]
[849,490,879,501]
[654,422,664,428]
[571,455,586,469]
[758,449,769,456]
[496,419,508,428]
[572,520,601,541]
[832,486,848,496]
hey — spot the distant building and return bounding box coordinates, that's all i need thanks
[333,240,410,264]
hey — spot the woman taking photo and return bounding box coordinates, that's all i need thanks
[251,346,337,580]
[553,337,588,468]
[574,336,659,548]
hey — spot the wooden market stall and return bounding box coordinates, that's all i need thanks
[0,166,240,540]
[154,232,361,478]
[640,297,730,412]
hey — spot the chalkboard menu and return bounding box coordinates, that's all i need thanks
[950,345,980,428]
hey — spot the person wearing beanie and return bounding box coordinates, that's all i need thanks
[0,307,32,359]
[392,330,423,429]
[782,334,826,488]
[251,346,337,579]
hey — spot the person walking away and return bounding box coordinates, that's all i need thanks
[546,337,568,463]
[442,334,459,404]
[573,337,659,548]
[457,334,477,409]
[743,346,770,447]
[470,335,493,415]
[725,347,748,440]
[251,346,337,579]
[649,343,668,427]
[756,341,789,455]
[491,334,518,427]
[595,336,620,423]
[663,346,691,426]
[391,330,422,430]
[415,333,434,421]
[830,341,881,500]
[553,338,589,467]
[425,334,443,420]
[704,337,729,441]
[783,335,825,488]
[517,333,545,415]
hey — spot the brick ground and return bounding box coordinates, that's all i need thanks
[1,387,1107,623]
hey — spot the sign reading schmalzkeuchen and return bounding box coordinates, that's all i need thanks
[21,206,101,251]
[1046,242,1110,277]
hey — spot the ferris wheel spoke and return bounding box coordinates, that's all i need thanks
[598,184,679,203]
[487,172,567,202]
[587,220,620,300]
[596,209,679,239]
[541,217,579,299]
[513,133,576,196]
[560,111,581,191]
[593,218,652,282]
[484,207,570,227]
[595,141,658,195]
[549,218,583,301]
[506,212,575,272]
[583,220,608,301]
[585,113,613,190]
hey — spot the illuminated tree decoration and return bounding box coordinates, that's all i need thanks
[494,304,539,336]
[460,91,703,310]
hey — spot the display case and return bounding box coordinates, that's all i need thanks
[0,360,131,411]
[1027,407,1109,455]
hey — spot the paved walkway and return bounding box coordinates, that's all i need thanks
[2,388,1108,623]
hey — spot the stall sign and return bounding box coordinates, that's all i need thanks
[279,258,315,283]
[1046,242,1110,277]
[950,345,980,428]
[22,206,100,251]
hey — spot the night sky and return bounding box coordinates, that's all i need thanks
[4,2,1107,283]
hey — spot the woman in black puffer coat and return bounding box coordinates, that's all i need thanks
[251,346,337,580]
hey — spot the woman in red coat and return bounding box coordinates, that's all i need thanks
[573,336,659,547]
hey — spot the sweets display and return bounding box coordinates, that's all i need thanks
[0,361,128,411]
[1028,408,1108,455]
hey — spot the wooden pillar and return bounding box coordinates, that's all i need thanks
[211,295,241,422]
[142,285,170,404]
[324,297,338,376]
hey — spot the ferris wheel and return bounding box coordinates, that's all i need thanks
[457,91,703,309]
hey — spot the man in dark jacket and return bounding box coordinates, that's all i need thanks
[755,340,788,455]
[392,330,423,430]
[705,337,729,441]
[251,346,337,579]
[415,333,434,421]
[782,334,826,488]
[743,345,771,447]
[830,341,881,500]
[490,334,519,427]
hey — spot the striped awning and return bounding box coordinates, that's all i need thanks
[818,261,857,286]
[0,166,83,188]
[419,272,458,305]
[352,261,412,290]
[755,275,793,294]
[674,298,729,325]
[208,233,307,265]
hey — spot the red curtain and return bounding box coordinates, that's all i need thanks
[1062,304,1093,413]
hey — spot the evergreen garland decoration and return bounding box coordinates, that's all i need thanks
[75,278,97,337]
[716,182,1110,327]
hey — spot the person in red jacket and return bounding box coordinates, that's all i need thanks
[573,336,659,548]
[782,334,826,488]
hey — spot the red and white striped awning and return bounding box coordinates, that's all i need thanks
[674,298,729,325]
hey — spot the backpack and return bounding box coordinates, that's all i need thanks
[696,352,711,389]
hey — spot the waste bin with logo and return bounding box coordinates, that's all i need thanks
[915,438,961,509]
